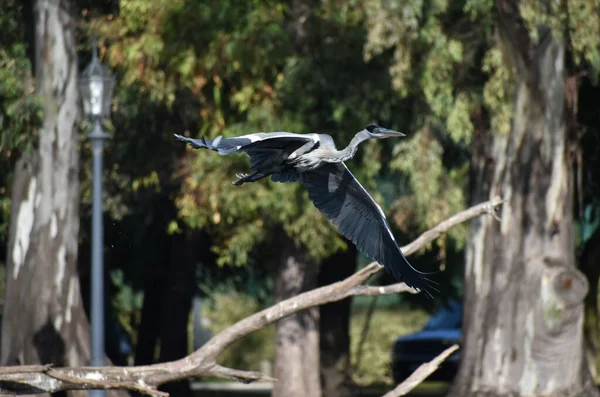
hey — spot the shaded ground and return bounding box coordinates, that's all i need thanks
[190,381,450,397]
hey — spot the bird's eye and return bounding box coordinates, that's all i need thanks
[366,124,379,133]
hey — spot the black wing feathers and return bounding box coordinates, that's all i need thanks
[271,170,299,183]
[300,163,434,294]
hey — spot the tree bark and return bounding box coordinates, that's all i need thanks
[581,227,600,381]
[1,0,87,368]
[1,2,127,396]
[156,233,196,397]
[450,2,599,396]
[134,272,162,366]
[284,0,312,56]
[273,236,321,397]
[274,3,320,395]
[319,244,359,397]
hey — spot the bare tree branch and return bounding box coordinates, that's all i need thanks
[400,196,504,256]
[0,197,502,396]
[381,344,459,397]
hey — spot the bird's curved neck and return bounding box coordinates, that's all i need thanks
[338,130,371,162]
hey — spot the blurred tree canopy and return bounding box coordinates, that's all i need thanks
[91,0,479,275]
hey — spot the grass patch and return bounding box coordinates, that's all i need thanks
[202,290,275,372]
[350,304,429,386]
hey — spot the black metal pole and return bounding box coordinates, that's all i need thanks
[89,119,109,397]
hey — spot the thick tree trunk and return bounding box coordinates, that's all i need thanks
[1,0,87,367]
[0,1,123,396]
[450,2,598,396]
[134,272,162,366]
[581,227,600,380]
[285,0,312,55]
[157,233,196,397]
[273,236,321,397]
[319,244,359,397]
[275,4,321,395]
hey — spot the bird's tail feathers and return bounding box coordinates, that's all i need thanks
[415,275,440,299]
[390,253,440,299]
[400,271,439,300]
[174,134,209,149]
[174,134,224,151]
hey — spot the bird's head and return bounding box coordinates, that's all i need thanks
[365,124,405,139]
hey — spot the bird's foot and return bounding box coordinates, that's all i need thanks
[232,173,248,186]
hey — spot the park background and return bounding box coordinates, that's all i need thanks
[1,0,600,396]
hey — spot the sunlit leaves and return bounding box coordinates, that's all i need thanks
[363,0,423,97]
[446,92,475,143]
[518,0,600,81]
[463,0,494,20]
[363,0,476,250]
[0,43,40,155]
[421,37,464,119]
[565,0,600,81]
[0,0,41,249]
[363,0,423,60]
[482,48,514,135]
[390,129,467,245]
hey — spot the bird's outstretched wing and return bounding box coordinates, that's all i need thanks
[174,132,317,156]
[300,163,436,296]
[174,132,317,180]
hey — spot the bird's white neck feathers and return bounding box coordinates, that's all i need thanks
[337,130,371,162]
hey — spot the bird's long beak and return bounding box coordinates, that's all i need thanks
[378,127,405,137]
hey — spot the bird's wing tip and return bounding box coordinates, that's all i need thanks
[414,274,440,299]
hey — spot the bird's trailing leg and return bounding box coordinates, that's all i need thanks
[232,172,268,185]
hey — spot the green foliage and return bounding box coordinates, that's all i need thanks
[110,269,144,340]
[0,45,40,154]
[202,288,275,371]
[362,0,489,246]
[95,0,418,267]
[482,48,514,135]
[565,0,600,81]
[0,0,41,258]
[0,0,40,155]
[519,0,600,81]
[391,129,468,245]
[463,0,495,20]
[350,307,429,385]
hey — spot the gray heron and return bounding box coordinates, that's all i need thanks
[175,125,436,296]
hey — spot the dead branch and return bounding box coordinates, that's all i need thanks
[400,196,504,256]
[0,197,502,396]
[381,344,459,397]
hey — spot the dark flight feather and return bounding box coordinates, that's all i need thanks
[300,163,436,295]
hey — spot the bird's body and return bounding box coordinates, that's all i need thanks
[175,125,435,296]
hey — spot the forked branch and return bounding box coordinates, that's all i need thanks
[0,197,502,396]
[382,344,459,397]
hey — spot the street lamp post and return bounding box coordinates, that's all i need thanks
[79,40,115,397]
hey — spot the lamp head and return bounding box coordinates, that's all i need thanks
[79,42,115,120]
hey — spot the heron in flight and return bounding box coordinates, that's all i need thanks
[175,125,435,296]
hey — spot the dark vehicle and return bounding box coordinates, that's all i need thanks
[392,300,462,383]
